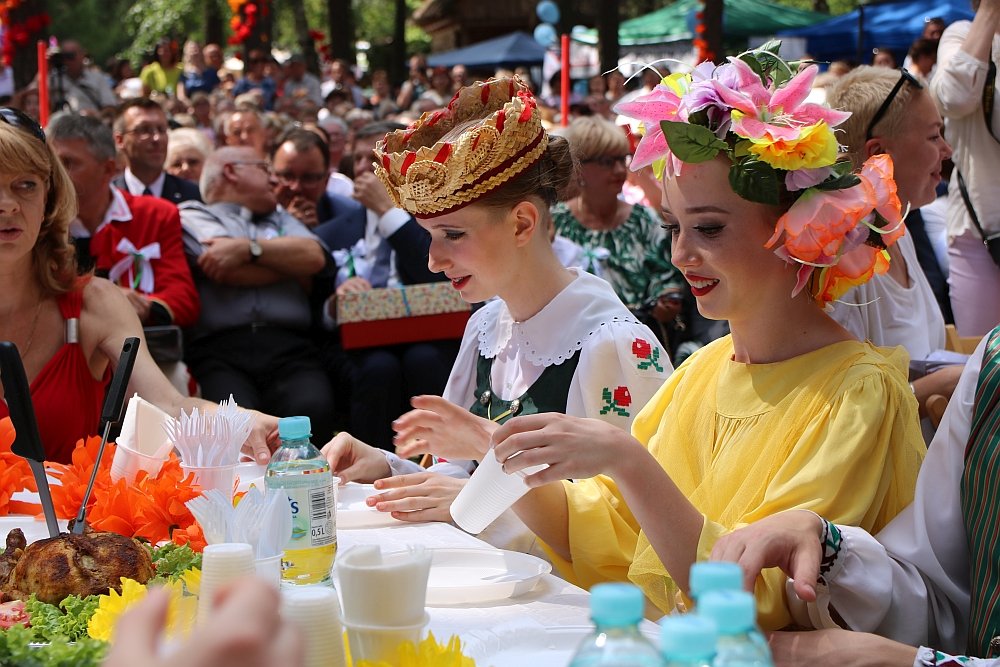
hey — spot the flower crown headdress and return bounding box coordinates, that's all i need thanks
[374,76,547,218]
[615,42,905,304]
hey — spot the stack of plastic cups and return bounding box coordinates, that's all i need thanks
[281,587,346,667]
[338,545,431,663]
[197,543,255,626]
[450,450,547,534]
[181,463,238,500]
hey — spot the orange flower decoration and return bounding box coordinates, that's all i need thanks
[0,417,39,516]
[46,436,116,519]
[171,522,207,553]
[766,154,904,304]
[45,438,202,545]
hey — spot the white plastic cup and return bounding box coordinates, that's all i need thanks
[343,614,428,664]
[336,545,431,626]
[198,543,255,625]
[182,463,237,498]
[281,587,346,667]
[254,554,283,587]
[450,450,546,534]
[109,444,168,483]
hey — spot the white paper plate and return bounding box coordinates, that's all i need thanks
[0,515,67,545]
[425,548,551,605]
[465,625,659,666]
[336,483,403,529]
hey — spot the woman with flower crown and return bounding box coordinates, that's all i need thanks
[318,77,671,526]
[487,46,926,629]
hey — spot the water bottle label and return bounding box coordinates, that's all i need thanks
[285,479,336,549]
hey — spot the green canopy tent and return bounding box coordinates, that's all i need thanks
[575,0,828,46]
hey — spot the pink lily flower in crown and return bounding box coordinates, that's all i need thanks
[614,82,685,177]
[713,60,851,144]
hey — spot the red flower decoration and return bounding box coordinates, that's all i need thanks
[632,338,652,359]
[613,386,632,408]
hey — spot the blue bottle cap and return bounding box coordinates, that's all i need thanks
[278,416,311,441]
[698,590,756,635]
[660,615,717,660]
[690,562,743,599]
[589,583,644,627]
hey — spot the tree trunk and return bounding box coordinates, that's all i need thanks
[289,0,320,74]
[596,0,619,77]
[813,0,830,13]
[391,0,406,86]
[8,0,49,91]
[702,0,723,63]
[204,0,224,47]
[327,0,355,64]
[243,0,273,56]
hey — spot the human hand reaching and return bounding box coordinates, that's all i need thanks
[393,395,496,461]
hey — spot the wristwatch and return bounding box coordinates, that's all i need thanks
[249,238,263,263]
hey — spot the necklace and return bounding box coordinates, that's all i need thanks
[21,299,43,357]
[2,298,43,357]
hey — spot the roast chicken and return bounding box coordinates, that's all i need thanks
[0,525,154,604]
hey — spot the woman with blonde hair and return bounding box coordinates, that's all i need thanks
[552,115,680,324]
[0,107,273,463]
[166,127,214,184]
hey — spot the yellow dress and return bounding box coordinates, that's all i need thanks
[548,335,926,630]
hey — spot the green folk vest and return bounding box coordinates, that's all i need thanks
[469,350,582,424]
[961,325,1000,657]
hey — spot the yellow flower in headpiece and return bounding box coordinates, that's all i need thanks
[739,118,839,172]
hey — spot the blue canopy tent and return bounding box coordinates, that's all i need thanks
[779,0,974,63]
[426,31,548,70]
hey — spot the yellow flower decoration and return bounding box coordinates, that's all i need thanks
[181,567,201,597]
[88,577,148,642]
[740,118,839,172]
[346,631,477,667]
[87,572,199,642]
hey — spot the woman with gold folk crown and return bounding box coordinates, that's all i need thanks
[483,46,926,628]
[319,77,670,525]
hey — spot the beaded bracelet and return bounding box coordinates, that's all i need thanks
[817,516,843,584]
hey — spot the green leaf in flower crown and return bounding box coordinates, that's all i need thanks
[815,172,861,192]
[740,41,792,86]
[831,159,856,177]
[729,157,781,206]
[660,121,729,164]
[761,39,783,55]
[738,53,768,85]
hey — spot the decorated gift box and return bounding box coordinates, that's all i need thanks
[337,282,471,349]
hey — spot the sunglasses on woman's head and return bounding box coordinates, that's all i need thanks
[864,69,923,141]
[0,107,46,144]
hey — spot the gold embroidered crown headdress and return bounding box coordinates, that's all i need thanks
[374,76,547,218]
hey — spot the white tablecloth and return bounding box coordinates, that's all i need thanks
[3,472,660,665]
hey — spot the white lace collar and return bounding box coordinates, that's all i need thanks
[476,268,640,366]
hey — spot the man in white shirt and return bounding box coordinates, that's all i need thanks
[112,98,202,204]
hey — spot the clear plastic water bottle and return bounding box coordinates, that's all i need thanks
[689,562,743,602]
[689,563,768,655]
[660,615,717,667]
[265,416,337,586]
[569,583,665,667]
[698,591,774,667]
